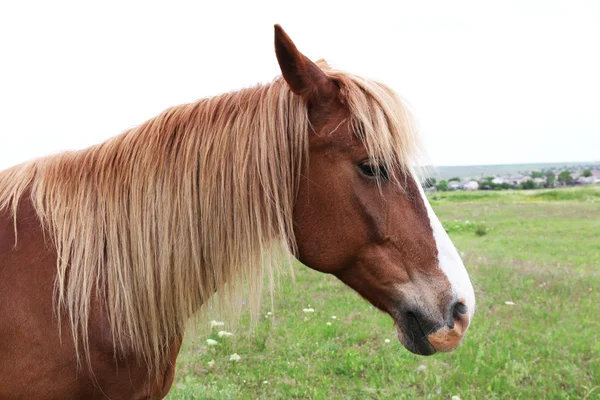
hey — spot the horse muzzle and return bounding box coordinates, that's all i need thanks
[395,300,471,355]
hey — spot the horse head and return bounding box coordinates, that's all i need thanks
[275,25,475,355]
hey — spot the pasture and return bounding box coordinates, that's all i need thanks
[168,185,600,399]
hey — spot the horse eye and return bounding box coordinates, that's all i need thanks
[359,162,389,180]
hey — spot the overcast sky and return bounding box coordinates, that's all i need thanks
[0,1,598,171]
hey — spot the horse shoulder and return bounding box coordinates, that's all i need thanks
[0,198,181,399]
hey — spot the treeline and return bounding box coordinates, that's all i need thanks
[424,169,588,191]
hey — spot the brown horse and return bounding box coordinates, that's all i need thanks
[0,26,475,399]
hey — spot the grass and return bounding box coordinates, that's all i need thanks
[167,185,600,399]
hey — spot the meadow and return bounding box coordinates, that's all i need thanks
[167,185,600,399]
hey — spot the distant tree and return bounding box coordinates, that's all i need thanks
[531,171,544,178]
[448,177,461,182]
[479,176,512,191]
[436,180,449,191]
[583,169,592,177]
[520,180,536,190]
[422,177,437,189]
[545,172,555,188]
[558,171,574,185]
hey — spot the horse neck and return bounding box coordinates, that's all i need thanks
[0,86,307,370]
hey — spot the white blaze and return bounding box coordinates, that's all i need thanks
[417,186,476,319]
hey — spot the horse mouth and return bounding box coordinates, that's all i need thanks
[395,312,436,356]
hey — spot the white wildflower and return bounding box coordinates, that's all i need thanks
[218,331,233,338]
[331,316,337,319]
[302,308,315,313]
[229,353,241,362]
[267,311,272,315]
[416,364,427,372]
[384,339,391,343]
[207,360,215,367]
[505,301,515,305]
[263,380,268,385]
[452,396,461,400]
[326,322,332,326]
[206,339,218,346]
[210,320,225,328]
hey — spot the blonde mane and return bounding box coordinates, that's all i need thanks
[0,62,422,373]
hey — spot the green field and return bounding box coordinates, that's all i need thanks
[167,185,600,399]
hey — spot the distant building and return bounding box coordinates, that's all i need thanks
[533,177,546,187]
[448,181,461,190]
[578,176,595,184]
[460,180,479,191]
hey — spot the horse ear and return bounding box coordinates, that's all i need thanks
[274,24,336,101]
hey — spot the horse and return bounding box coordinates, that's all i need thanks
[0,25,475,399]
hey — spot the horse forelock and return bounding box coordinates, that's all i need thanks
[317,62,425,186]
[0,62,422,374]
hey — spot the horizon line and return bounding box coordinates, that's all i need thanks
[430,160,599,168]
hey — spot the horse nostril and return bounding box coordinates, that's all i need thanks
[453,302,468,318]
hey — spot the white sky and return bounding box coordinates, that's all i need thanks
[1,1,598,170]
